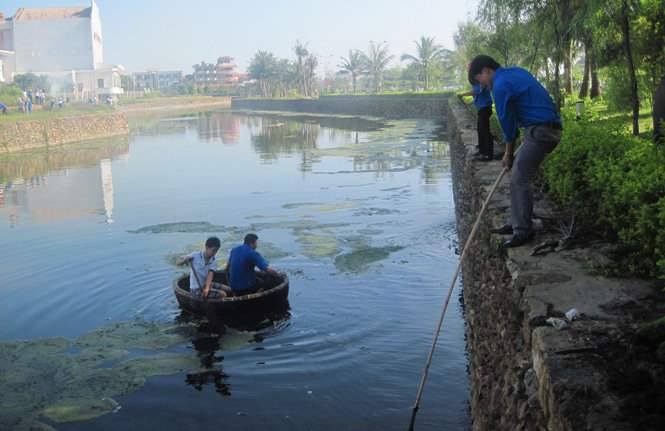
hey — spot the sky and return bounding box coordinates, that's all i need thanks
[2,0,479,76]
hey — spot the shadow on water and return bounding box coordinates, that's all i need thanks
[175,304,292,397]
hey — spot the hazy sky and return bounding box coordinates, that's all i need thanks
[2,0,479,76]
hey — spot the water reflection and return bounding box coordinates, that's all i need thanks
[178,306,291,397]
[0,136,129,228]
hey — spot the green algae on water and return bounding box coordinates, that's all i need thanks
[42,397,119,423]
[334,246,405,273]
[296,235,342,259]
[0,319,205,430]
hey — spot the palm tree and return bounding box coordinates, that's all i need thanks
[362,41,394,93]
[275,58,296,97]
[248,50,276,97]
[293,39,310,97]
[305,53,319,96]
[337,50,367,93]
[400,36,449,90]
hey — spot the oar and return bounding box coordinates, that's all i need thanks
[190,260,223,332]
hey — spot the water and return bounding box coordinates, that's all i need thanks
[0,110,470,430]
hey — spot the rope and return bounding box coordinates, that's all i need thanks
[407,99,509,430]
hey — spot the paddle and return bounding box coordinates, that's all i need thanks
[189,258,223,333]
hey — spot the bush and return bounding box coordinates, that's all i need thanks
[542,105,665,285]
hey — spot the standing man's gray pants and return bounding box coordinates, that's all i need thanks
[509,124,562,235]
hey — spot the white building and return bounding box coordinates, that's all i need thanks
[0,1,122,99]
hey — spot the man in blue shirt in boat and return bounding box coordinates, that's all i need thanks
[469,55,562,248]
[225,233,286,296]
[176,236,231,298]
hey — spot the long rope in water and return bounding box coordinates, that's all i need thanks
[407,101,508,431]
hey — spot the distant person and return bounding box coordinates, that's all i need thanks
[89,97,95,105]
[469,54,562,248]
[175,236,231,298]
[17,98,24,114]
[51,98,55,109]
[58,98,63,109]
[224,233,286,296]
[457,63,494,161]
[27,100,32,114]
[0,103,6,115]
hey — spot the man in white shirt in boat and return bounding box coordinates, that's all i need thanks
[176,236,232,298]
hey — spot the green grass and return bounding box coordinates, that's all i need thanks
[0,103,117,125]
[577,100,655,141]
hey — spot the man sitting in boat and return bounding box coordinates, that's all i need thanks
[176,236,232,298]
[224,233,286,296]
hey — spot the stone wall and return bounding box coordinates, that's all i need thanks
[231,96,449,119]
[118,96,231,113]
[0,112,129,153]
[446,101,662,431]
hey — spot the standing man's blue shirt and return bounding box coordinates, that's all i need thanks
[472,85,492,109]
[492,67,561,142]
[228,243,269,290]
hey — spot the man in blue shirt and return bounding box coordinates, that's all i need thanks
[224,233,286,295]
[457,72,494,161]
[469,55,562,248]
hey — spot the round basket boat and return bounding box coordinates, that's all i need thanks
[173,269,289,316]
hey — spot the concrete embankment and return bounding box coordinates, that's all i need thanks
[0,112,129,153]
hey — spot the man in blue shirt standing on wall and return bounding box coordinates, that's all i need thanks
[225,233,286,295]
[469,55,563,248]
[457,65,494,161]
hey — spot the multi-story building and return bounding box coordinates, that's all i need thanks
[132,69,183,90]
[193,56,242,87]
[0,1,122,99]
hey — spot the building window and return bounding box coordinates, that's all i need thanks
[97,79,104,88]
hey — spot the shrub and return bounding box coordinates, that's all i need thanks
[542,105,665,285]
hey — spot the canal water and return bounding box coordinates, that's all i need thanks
[0,110,470,430]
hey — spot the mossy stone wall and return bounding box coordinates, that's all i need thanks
[1,113,129,153]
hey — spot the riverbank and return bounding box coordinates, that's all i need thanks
[447,102,665,431]
[0,96,232,152]
[231,95,450,118]
[117,96,231,113]
[0,112,129,153]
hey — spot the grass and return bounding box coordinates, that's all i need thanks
[0,103,117,126]
[582,101,656,140]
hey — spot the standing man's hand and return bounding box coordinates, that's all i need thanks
[502,138,517,171]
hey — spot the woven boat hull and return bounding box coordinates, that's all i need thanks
[173,270,289,316]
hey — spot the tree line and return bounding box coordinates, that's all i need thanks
[246,37,454,97]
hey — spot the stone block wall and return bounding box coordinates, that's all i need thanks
[0,113,129,153]
[231,96,449,119]
[445,101,660,431]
